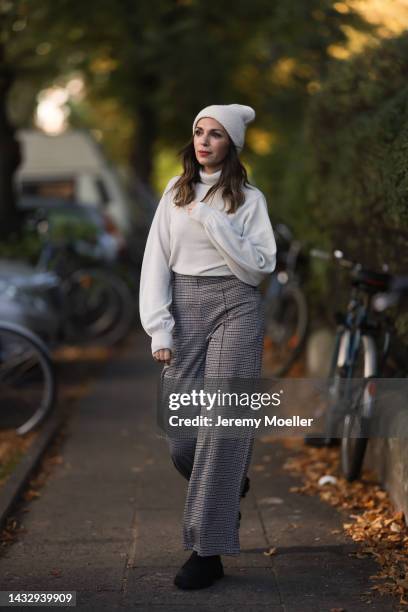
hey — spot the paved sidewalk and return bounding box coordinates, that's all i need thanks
[0,329,399,611]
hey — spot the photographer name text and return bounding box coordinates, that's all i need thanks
[168,415,314,428]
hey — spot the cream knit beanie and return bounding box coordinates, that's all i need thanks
[192,104,256,153]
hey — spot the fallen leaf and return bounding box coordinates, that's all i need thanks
[23,490,41,501]
[280,434,408,605]
[263,547,277,556]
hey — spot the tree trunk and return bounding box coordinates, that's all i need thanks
[129,94,157,187]
[0,49,22,239]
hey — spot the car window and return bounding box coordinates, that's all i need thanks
[20,178,76,201]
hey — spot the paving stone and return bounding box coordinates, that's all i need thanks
[124,567,281,607]
[0,330,400,611]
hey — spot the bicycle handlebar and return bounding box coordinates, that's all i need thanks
[309,248,355,269]
[309,247,391,275]
[309,248,331,260]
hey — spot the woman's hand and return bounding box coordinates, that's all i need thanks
[153,348,172,365]
[186,201,198,214]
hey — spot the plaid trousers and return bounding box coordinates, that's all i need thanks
[161,271,265,556]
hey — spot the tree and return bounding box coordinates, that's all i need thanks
[0,0,372,235]
[0,0,73,236]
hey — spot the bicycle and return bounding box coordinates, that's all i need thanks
[303,249,395,482]
[262,223,309,377]
[0,321,56,435]
[33,212,137,347]
[341,274,408,481]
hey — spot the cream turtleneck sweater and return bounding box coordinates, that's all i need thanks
[139,168,277,355]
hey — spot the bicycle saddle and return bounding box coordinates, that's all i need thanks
[351,268,391,292]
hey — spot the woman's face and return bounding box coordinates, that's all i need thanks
[193,117,230,173]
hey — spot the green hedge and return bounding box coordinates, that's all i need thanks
[306,34,408,264]
[0,214,100,265]
[281,33,408,340]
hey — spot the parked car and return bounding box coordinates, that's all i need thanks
[15,129,132,234]
[15,128,156,273]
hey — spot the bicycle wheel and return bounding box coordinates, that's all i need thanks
[341,401,370,482]
[304,328,351,448]
[0,322,56,435]
[64,268,136,346]
[341,335,377,482]
[264,284,308,377]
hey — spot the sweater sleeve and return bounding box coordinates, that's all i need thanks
[188,192,277,286]
[138,178,176,355]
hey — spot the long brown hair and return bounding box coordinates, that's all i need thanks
[169,137,252,215]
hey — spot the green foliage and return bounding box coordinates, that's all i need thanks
[0,211,99,264]
[304,34,408,268]
[46,213,99,243]
[3,1,371,180]
[284,33,408,341]
[0,230,41,263]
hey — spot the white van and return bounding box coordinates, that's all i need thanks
[15,129,132,234]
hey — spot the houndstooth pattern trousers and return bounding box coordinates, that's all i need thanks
[161,271,265,556]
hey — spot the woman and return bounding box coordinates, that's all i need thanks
[139,104,277,590]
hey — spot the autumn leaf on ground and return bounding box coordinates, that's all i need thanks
[23,489,41,501]
[263,547,277,556]
[277,436,408,606]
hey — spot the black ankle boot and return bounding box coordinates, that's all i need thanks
[238,476,250,528]
[174,551,224,590]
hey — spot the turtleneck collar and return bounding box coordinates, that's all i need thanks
[199,167,222,186]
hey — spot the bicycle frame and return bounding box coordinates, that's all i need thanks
[325,286,382,437]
